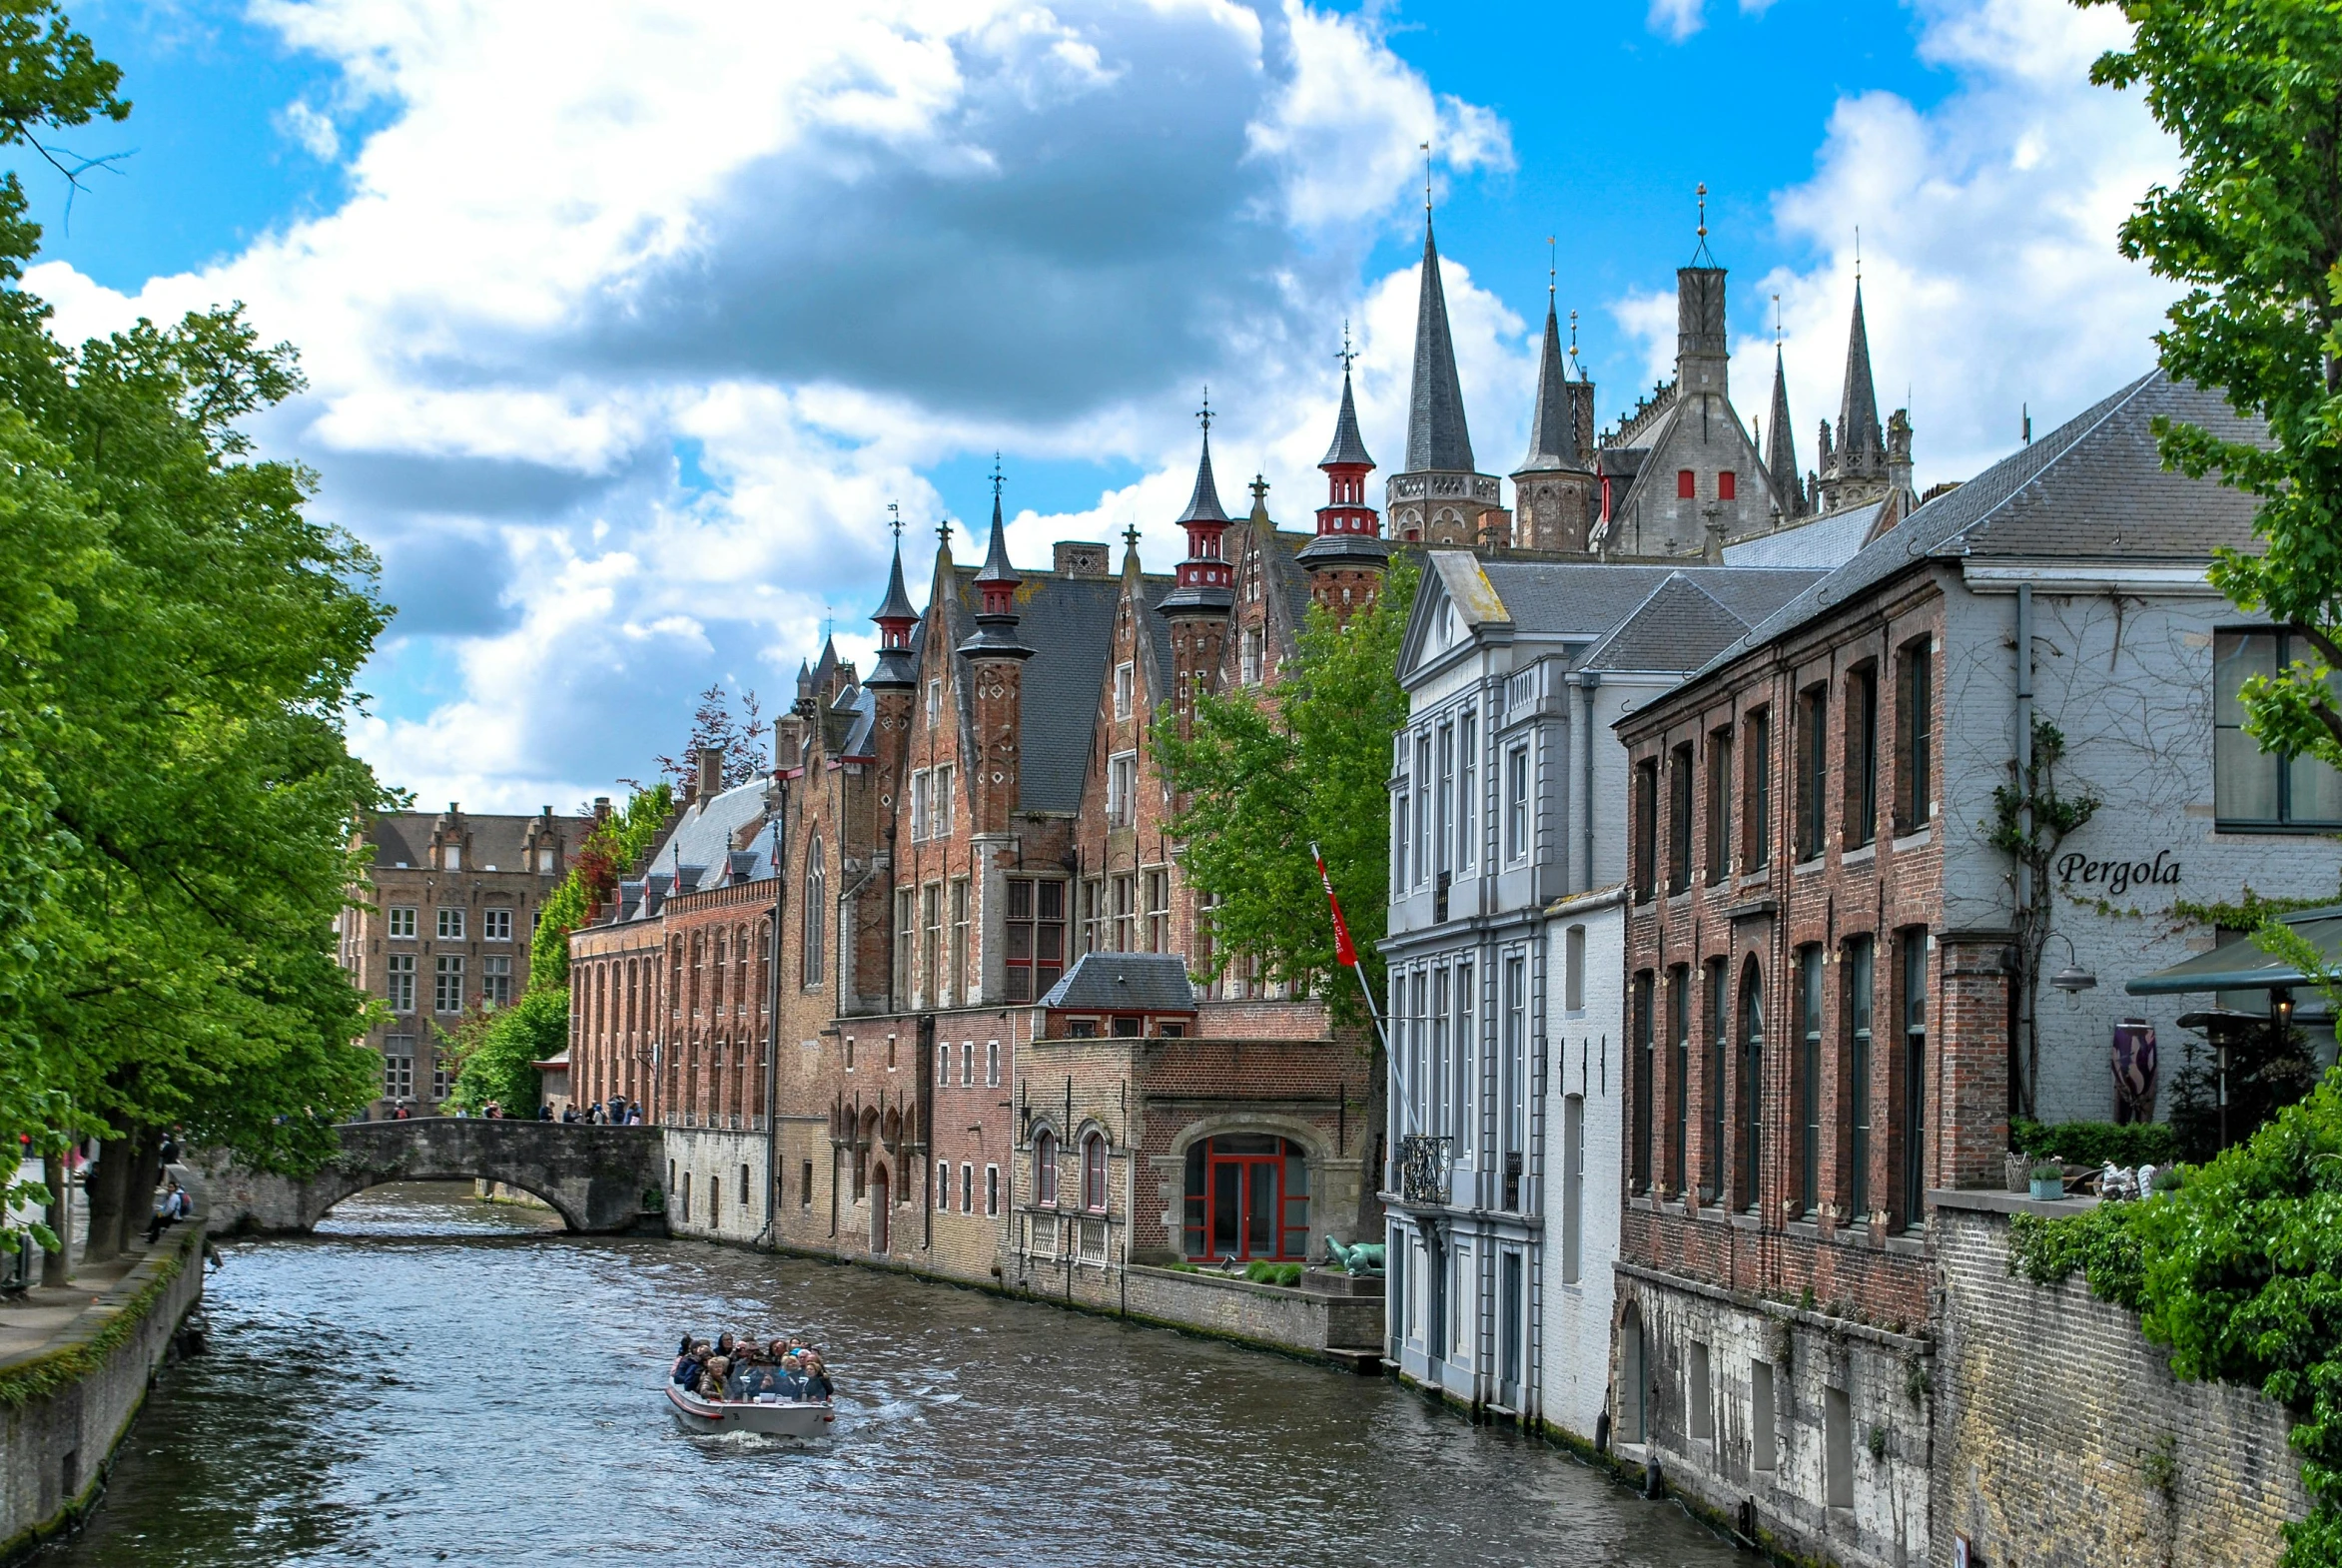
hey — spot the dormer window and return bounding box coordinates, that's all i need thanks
[441,842,462,872]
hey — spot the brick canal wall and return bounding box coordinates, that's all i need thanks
[1932,1192,2306,1568]
[0,1225,207,1565]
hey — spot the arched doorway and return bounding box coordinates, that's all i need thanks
[1620,1300,1646,1443]
[870,1164,890,1253]
[1179,1135,1308,1260]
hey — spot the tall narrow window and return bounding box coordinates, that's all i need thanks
[1796,685,1829,861]
[1083,1133,1109,1212]
[1429,968,1449,1142]
[920,883,941,1005]
[1706,727,1733,882]
[1670,966,1690,1197]
[950,878,970,1003]
[1847,935,1875,1219]
[1112,873,1137,952]
[1451,962,1473,1145]
[1898,639,1933,834]
[1436,723,1455,878]
[1903,931,1929,1229]
[1004,878,1067,1003]
[1847,664,1879,850]
[1632,757,1659,900]
[1145,870,1170,953]
[1035,1130,1058,1206]
[1506,745,1531,862]
[1668,742,1695,894]
[1114,660,1134,720]
[1503,956,1527,1189]
[1746,707,1772,870]
[1458,709,1477,870]
[892,888,912,1011]
[1414,733,1433,881]
[1799,946,1823,1217]
[1706,959,1728,1205]
[1392,750,1410,895]
[1740,963,1764,1213]
[1632,972,1655,1193]
[1108,752,1138,828]
[1564,925,1586,1012]
[1561,1094,1584,1283]
[803,838,826,987]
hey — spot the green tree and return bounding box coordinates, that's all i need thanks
[1157,554,1417,1235]
[529,782,674,996]
[440,991,569,1117]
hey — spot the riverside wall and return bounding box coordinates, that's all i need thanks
[0,1224,207,1564]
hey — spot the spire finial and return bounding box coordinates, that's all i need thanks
[937,514,952,547]
[1697,182,1707,239]
[1568,308,1580,376]
[1547,236,1556,302]
[887,500,902,542]
[990,451,1005,500]
[1123,519,1142,548]
[1196,388,1212,439]
[1249,473,1268,504]
[1855,225,1862,281]
[1336,321,1358,375]
[1773,292,1782,347]
[1421,141,1431,215]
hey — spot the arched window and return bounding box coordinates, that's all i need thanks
[1180,1136,1310,1260]
[803,838,827,987]
[1083,1132,1109,1211]
[1034,1130,1059,1206]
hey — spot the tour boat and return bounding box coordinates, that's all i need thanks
[665,1382,834,1438]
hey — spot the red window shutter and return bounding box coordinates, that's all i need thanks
[1677,468,1695,499]
[1719,470,1737,500]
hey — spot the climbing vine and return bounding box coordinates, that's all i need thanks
[1983,718,2101,1118]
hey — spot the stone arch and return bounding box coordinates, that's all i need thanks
[1619,1297,1647,1444]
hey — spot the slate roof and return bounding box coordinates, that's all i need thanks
[1684,371,2263,686]
[615,778,773,921]
[1581,571,1811,674]
[1468,558,1823,643]
[365,810,591,873]
[939,564,1127,814]
[1516,301,1581,473]
[1721,503,1880,569]
[1321,370,1374,468]
[1041,952,1197,1012]
[1404,217,1476,474]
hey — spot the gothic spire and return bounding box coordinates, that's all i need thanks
[1766,345,1802,517]
[1321,364,1373,469]
[1176,393,1230,523]
[958,473,1032,660]
[1404,216,1475,474]
[1837,281,1884,467]
[1516,298,1579,473]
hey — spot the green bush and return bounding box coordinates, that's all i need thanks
[2009,1117,2177,1169]
[1243,1261,1302,1287]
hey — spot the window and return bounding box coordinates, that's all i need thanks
[1745,707,1772,870]
[1798,946,1822,1217]
[801,1160,814,1208]
[1114,660,1134,720]
[2215,629,2342,826]
[1108,751,1138,828]
[1144,870,1170,953]
[740,1166,751,1207]
[1391,751,1410,894]
[951,878,970,1004]
[1240,626,1263,685]
[961,1039,975,1088]
[1427,967,1448,1141]
[1506,745,1531,862]
[1451,961,1473,1145]
[441,841,462,872]
[1035,1131,1059,1206]
[1561,1094,1584,1283]
[388,906,416,939]
[1631,971,1655,1192]
[1676,467,1695,498]
[933,763,954,837]
[1740,962,1764,1212]
[1414,733,1432,881]
[1564,924,1586,1012]
[1621,1306,1646,1443]
[1111,873,1136,952]
[1082,1133,1109,1211]
[1795,684,1828,861]
[1435,723,1455,878]
[892,888,912,1011]
[437,906,465,941]
[937,1162,950,1210]
[909,768,928,841]
[986,1166,999,1216]
[1847,935,1875,1219]
[434,955,465,1014]
[1752,1361,1778,1470]
[384,1052,414,1101]
[483,956,512,1009]
[1897,639,1933,833]
[1825,1385,1855,1510]
[1670,966,1690,1197]
[986,1040,1000,1087]
[921,883,941,1004]
[431,1062,451,1103]
[1004,878,1066,1003]
[484,908,512,942]
[1714,959,1733,1207]
[387,954,416,1014]
[537,846,554,874]
[1847,664,1879,850]
[1458,708,1477,870]
[1688,1340,1714,1440]
[926,678,941,728]
[937,1039,953,1086]
[1903,931,1929,1229]
[803,839,826,986]
[1081,878,1103,957]
[1706,728,1733,882]
[1668,741,1695,894]
[1179,1135,1309,1259]
[1502,956,1527,1200]
[1632,757,1659,899]
[961,1163,975,1213]
[1718,469,1737,501]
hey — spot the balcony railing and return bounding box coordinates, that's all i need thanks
[1397,1134,1453,1206]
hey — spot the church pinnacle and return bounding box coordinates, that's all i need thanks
[1405,214,1475,474]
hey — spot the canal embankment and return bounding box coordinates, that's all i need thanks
[0,1223,206,1565]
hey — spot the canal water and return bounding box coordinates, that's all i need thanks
[53,1183,1741,1568]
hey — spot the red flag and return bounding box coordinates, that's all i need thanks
[1311,843,1359,968]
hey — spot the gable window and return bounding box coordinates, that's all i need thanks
[803,839,826,987]
[1506,744,1531,864]
[2214,629,2342,827]
[933,763,954,837]
[388,906,416,939]
[1082,1132,1109,1211]
[1676,468,1695,499]
[1745,706,1772,870]
[1718,470,1737,501]
[437,906,465,941]
[1668,741,1695,895]
[1004,877,1067,1003]
[441,842,462,872]
[1034,1130,1058,1206]
[909,768,928,840]
[1632,756,1658,900]
[1114,660,1135,721]
[1846,663,1879,850]
[1795,684,1829,862]
[1706,727,1734,882]
[1108,751,1138,828]
[1897,638,1933,834]
[926,678,941,728]
[1240,627,1263,685]
[483,908,512,942]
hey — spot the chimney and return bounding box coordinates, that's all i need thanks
[593,796,612,823]
[1053,541,1110,577]
[1887,407,1915,501]
[694,746,724,802]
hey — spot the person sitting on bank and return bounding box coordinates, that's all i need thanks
[144,1178,188,1243]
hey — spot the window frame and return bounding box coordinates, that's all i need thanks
[2214,628,2342,830]
[1896,638,1933,835]
[1082,1132,1109,1213]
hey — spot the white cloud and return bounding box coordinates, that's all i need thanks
[276,99,340,161]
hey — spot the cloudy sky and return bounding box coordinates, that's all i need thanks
[20,0,2176,812]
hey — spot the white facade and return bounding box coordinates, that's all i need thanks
[1539,887,1624,1443]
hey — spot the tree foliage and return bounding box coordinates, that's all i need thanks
[1157,554,1417,1026]
[440,990,568,1117]
[528,782,674,996]
[0,5,390,1244]
[653,682,766,790]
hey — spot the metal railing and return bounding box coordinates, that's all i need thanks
[1397,1134,1454,1205]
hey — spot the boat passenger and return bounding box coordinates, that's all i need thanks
[672,1338,710,1387]
[773,1355,808,1401]
[801,1352,833,1402]
[697,1356,730,1401]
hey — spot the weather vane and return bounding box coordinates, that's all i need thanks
[990,451,1005,499]
[1547,236,1556,301]
[1568,308,1580,374]
[1420,141,1431,213]
[887,500,902,541]
[1773,293,1782,346]
[1196,389,1212,438]
[1336,321,1358,375]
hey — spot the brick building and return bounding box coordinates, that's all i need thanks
[337,803,594,1114]
[1608,372,2342,1566]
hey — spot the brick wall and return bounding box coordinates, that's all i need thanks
[1932,1194,2305,1568]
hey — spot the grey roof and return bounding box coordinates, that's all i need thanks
[1320,371,1374,468]
[974,494,1020,587]
[365,809,591,874]
[1765,347,1800,505]
[1721,502,1879,569]
[1404,218,1476,474]
[871,537,918,624]
[942,562,1125,813]
[619,779,772,919]
[1582,571,1806,674]
[1040,951,1197,1012]
[1837,283,1884,464]
[1469,557,1823,641]
[1176,430,1230,524]
[1683,370,2262,686]
[1515,302,1581,473]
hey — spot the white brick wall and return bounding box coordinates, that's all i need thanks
[1540,888,1625,1443]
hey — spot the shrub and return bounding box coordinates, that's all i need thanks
[2009,1117,2177,1169]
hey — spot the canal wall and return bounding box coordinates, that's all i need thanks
[0,1224,206,1565]
[1932,1194,2306,1568]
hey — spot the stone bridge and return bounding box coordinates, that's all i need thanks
[193,1118,667,1234]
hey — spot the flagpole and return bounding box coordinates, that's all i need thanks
[1311,841,1420,1138]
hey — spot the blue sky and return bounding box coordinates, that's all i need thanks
[18,0,2176,809]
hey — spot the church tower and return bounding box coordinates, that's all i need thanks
[1385,210,1504,547]
[1155,405,1234,733]
[1511,292,1597,553]
[1297,343,1386,621]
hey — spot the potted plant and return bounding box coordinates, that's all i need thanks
[2028,1162,2064,1201]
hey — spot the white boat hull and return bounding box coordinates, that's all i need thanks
[666,1382,833,1437]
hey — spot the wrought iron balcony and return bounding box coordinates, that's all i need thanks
[1397,1134,1453,1206]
